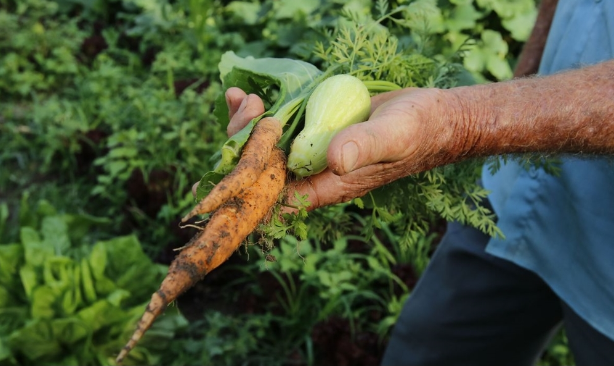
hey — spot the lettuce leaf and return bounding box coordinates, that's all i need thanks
[0,200,187,365]
[94,235,166,306]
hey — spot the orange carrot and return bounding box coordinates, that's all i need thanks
[181,117,283,223]
[116,147,286,364]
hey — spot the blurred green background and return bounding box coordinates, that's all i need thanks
[0,0,573,365]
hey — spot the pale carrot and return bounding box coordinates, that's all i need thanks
[116,147,286,364]
[181,117,283,223]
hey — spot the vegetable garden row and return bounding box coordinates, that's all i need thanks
[0,0,573,365]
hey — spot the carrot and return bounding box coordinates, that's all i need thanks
[181,117,283,223]
[115,147,286,365]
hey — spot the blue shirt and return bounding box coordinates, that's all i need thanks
[482,0,614,341]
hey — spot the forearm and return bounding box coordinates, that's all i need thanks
[447,60,614,158]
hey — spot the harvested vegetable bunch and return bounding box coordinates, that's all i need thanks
[116,67,385,363]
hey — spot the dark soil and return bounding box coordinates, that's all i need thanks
[75,129,108,173]
[126,168,176,218]
[173,78,211,97]
[311,317,384,366]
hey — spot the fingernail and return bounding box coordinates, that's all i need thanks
[342,142,359,173]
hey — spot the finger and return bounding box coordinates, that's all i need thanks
[326,110,419,176]
[285,163,403,211]
[287,170,346,210]
[227,94,266,137]
[325,90,423,176]
[226,87,247,119]
[369,88,414,114]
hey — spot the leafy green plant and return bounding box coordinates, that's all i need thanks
[438,0,538,81]
[162,227,411,366]
[0,0,87,97]
[0,198,187,365]
[161,311,275,366]
[539,330,575,366]
[0,0,230,256]
[247,222,420,363]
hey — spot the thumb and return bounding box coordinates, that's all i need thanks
[326,116,418,176]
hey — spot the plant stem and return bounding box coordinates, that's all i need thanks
[362,80,402,92]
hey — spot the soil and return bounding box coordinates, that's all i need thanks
[173,78,211,97]
[311,317,384,366]
[75,129,108,173]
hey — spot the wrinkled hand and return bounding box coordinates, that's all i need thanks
[194,86,461,211]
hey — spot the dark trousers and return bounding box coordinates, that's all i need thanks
[381,221,614,366]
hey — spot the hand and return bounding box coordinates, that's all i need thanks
[194,86,462,210]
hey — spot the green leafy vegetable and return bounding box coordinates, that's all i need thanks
[0,200,187,366]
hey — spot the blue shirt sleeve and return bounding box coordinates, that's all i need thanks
[482,0,614,342]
